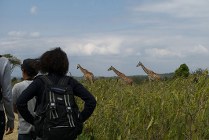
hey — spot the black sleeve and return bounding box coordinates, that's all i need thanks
[16,78,43,125]
[70,78,96,122]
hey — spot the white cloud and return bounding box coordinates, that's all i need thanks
[4,30,209,60]
[145,48,183,58]
[144,44,209,59]
[124,48,134,55]
[30,32,40,37]
[49,36,123,56]
[133,0,209,18]
[8,31,26,37]
[7,31,40,38]
[30,6,38,15]
[2,31,209,65]
[189,44,209,54]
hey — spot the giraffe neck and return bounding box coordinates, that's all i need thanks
[140,64,151,75]
[79,65,87,74]
[112,67,124,77]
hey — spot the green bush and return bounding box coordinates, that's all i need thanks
[174,64,190,78]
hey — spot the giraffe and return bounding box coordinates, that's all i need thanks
[108,66,133,85]
[77,64,94,83]
[136,61,161,81]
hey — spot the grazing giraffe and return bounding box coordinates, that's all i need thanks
[136,61,161,81]
[77,64,94,83]
[108,66,133,85]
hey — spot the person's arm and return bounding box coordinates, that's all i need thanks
[13,105,18,114]
[1,60,14,134]
[12,84,19,114]
[71,78,96,122]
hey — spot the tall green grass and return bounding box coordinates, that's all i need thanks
[77,75,209,140]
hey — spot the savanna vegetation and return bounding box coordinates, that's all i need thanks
[76,73,209,140]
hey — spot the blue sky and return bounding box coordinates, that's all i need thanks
[1,0,209,77]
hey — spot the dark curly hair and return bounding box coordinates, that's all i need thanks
[21,59,39,77]
[39,47,69,76]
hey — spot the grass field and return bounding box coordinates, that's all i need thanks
[4,74,209,140]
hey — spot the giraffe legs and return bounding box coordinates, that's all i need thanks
[84,75,94,84]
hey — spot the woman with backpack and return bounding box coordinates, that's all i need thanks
[13,59,39,140]
[16,47,97,140]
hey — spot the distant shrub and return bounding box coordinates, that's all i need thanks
[174,63,190,78]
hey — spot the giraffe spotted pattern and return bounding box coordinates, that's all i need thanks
[108,66,133,85]
[136,61,161,81]
[77,64,94,84]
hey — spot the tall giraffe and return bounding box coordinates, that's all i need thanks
[108,66,133,85]
[77,64,94,83]
[136,61,161,81]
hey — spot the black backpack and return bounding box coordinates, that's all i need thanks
[0,85,2,101]
[34,75,83,140]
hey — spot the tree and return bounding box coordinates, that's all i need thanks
[174,63,190,78]
[2,54,21,73]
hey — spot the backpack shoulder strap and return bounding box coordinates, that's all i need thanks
[39,75,53,86]
[34,75,52,115]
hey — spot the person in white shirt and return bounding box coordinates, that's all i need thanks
[12,59,39,140]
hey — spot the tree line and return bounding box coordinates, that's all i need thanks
[2,53,208,82]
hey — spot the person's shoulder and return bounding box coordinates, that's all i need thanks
[13,80,30,88]
[66,76,77,82]
[32,74,47,85]
[65,75,73,79]
[34,74,46,80]
[67,76,83,87]
[13,80,24,88]
[12,81,27,94]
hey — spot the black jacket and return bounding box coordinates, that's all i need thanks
[16,74,96,125]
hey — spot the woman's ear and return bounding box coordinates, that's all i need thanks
[21,69,27,76]
[21,68,25,73]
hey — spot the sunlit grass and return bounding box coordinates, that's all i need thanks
[76,75,209,140]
